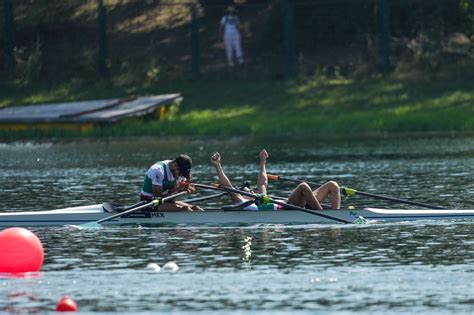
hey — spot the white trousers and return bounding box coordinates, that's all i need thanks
[224,34,244,66]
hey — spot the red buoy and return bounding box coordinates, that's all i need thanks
[56,296,78,312]
[0,227,44,273]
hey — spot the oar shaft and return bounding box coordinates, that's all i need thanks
[266,199,349,223]
[97,201,157,224]
[268,175,324,188]
[195,183,255,199]
[183,183,249,203]
[183,192,227,203]
[347,190,446,209]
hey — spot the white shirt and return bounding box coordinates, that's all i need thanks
[220,15,240,37]
[146,160,175,187]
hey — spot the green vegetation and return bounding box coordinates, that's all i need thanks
[1,64,473,139]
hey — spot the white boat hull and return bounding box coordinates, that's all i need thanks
[1,205,474,227]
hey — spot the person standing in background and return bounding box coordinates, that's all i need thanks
[219,5,244,67]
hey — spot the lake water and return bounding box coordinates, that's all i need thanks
[0,135,473,314]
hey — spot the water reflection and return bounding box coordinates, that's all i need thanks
[0,291,42,314]
[35,222,474,274]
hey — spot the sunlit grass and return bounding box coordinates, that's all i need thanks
[115,4,192,33]
[182,107,256,122]
[1,73,473,139]
[70,1,96,20]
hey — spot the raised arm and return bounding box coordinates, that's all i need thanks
[211,152,234,188]
[211,152,243,204]
[257,149,269,194]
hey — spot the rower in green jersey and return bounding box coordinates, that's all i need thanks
[210,149,341,210]
[140,154,203,211]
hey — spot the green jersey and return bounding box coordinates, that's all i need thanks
[141,160,177,198]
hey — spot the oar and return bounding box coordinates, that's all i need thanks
[96,190,189,224]
[183,182,250,203]
[268,174,446,210]
[182,192,227,203]
[194,183,351,224]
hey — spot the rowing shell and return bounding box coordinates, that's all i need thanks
[1,204,474,227]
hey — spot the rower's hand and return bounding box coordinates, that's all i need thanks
[259,149,269,163]
[186,183,196,194]
[211,152,221,166]
[177,181,196,194]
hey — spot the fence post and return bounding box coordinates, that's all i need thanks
[283,0,296,79]
[191,4,200,75]
[97,0,108,77]
[378,0,391,74]
[3,0,15,74]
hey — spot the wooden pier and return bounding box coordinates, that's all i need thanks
[0,94,181,132]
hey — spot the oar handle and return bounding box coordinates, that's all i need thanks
[267,174,280,181]
[268,174,324,188]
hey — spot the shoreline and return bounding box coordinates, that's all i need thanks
[1,130,473,144]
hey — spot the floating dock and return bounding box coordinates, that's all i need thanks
[0,94,181,132]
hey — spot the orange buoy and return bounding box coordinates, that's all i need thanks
[0,227,44,273]
[56,296,78,312]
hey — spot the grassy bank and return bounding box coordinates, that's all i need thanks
[1,69,473,139]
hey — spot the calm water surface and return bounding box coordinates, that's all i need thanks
[0,135,473,314]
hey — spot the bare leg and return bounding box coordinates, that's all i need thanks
[211,152,246,204]
[313,181,341,209]
[256,149,269,195]
[287,182,323,210]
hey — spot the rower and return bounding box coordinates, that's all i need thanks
[210,150,281,211]
[140,154,203,211]
[210,150,341,210]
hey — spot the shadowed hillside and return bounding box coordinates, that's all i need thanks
[1,0,473,83]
